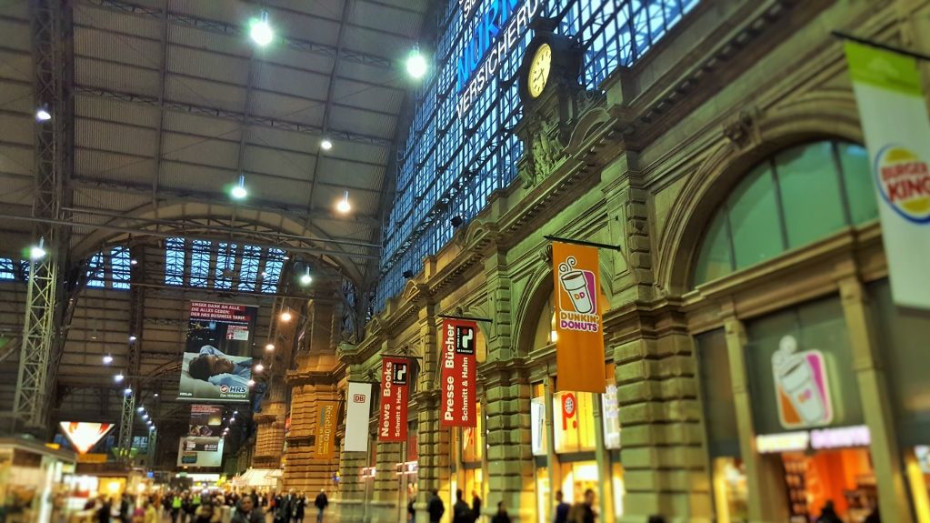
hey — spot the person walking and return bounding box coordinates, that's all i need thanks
[428,490,445,523]
[553,490,570,523]
[452,489,473,523]
[816,500,843,523]
[471,492,482,522]
[313,490,328,523]
[294,493,306,523]
[230,496,264,523]
[490,502,510,523]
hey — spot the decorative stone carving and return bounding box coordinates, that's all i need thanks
[722,107,762,148]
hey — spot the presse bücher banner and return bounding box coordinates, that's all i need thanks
[440,318,477,427]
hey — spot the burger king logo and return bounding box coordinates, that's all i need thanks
[875,145,930,224]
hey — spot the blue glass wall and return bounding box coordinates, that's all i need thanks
[377,0,701,311]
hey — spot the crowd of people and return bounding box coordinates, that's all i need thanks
[80,488,331,523]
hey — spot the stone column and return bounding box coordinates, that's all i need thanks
[611,324,712,523]
[483,361,534,521]
[723,314,789,522]
[284,300,342,494]
[600,151,654,303]
[838,275,914,523]
[252,379,288,470]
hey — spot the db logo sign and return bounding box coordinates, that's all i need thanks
[353,394,366,403]
[219,385,229,393]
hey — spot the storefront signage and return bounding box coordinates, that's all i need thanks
[455,0,542,118]
[552,241,606,393]
[772,335,833,429]
[314,400,337,460]
[360,467,376,478]
[756,425,870,454]
[601,384,621,450]
[378,356,409,442]
[440,319,477,427]
[345,382,372,452]
[59,422,114,455]
[530,397,546,456]
[845,41,930,309]
[394,461,418,475]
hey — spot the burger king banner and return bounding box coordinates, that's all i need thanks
[845,41,930,309]
[440,319,477,427]
[552,241,606,393]
[378,356,409,442]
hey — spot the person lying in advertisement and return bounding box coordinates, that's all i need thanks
[188,345,251,388]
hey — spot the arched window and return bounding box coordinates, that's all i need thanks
[692,140,878,287]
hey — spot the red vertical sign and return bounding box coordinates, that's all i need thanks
[378,356,409,442]
[440,319,477,427]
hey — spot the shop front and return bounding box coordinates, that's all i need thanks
[529,372,623,523]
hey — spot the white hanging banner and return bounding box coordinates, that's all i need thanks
[845,41,930,309]
[345,382,372,452]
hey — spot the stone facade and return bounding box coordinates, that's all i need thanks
[260,1,930,521]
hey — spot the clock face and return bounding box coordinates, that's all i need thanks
[528,43,552,98]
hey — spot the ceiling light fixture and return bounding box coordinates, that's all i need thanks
[254,363,264,372]
[29,238,47,260]
[35,106,51,122]
[406,46,428,79]
[130,259,138,266]
[279,309,292,322]
[137,406,144,413]
[231,174,248,200]
[299,267,312,286]
[114,372,124,383]
[249,11,274,47]
[265,343,275,352]
[102,354,113,365]
[142,413,149,420]
[129,335,137,342]
[336,190,351,214]
[124,387,132,395]
[247,379,256,387]
[320,138,333,151]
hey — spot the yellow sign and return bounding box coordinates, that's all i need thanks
[552,241,606,393]
[314,401,337,460]
[77,453,108,464]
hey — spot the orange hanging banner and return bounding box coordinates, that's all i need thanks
[552,241,606,393]
[314,400,338,460]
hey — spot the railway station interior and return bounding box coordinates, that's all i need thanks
[2,0,930,522]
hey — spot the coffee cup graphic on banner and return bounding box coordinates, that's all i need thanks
[772,335,833,429]
[558,256,596,314]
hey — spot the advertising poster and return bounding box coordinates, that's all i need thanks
[315,401,338,460]
[440,319,477,427]
[378,356,409,442]
[58,422,114,455]
[344,382,372,452]
[189,405,224,437]
[845,41,930,309]
[179,302,257,402]
[552,241,606,393]
[176,437,224,468]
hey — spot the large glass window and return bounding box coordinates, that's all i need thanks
[85,246,132,290]
[692,141,877,286]
[163,238,287,293]
[379,0,703,311]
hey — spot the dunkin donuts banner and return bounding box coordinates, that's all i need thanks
[378,356,409,442]
[845,41,930,309]
[440,319,477,427]
[552,241,606,393]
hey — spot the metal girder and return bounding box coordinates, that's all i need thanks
[83,0,396,70]
[74,86,394,148]
[127,244,145,389]
[13,0,74,432]
[117,390,134,464]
